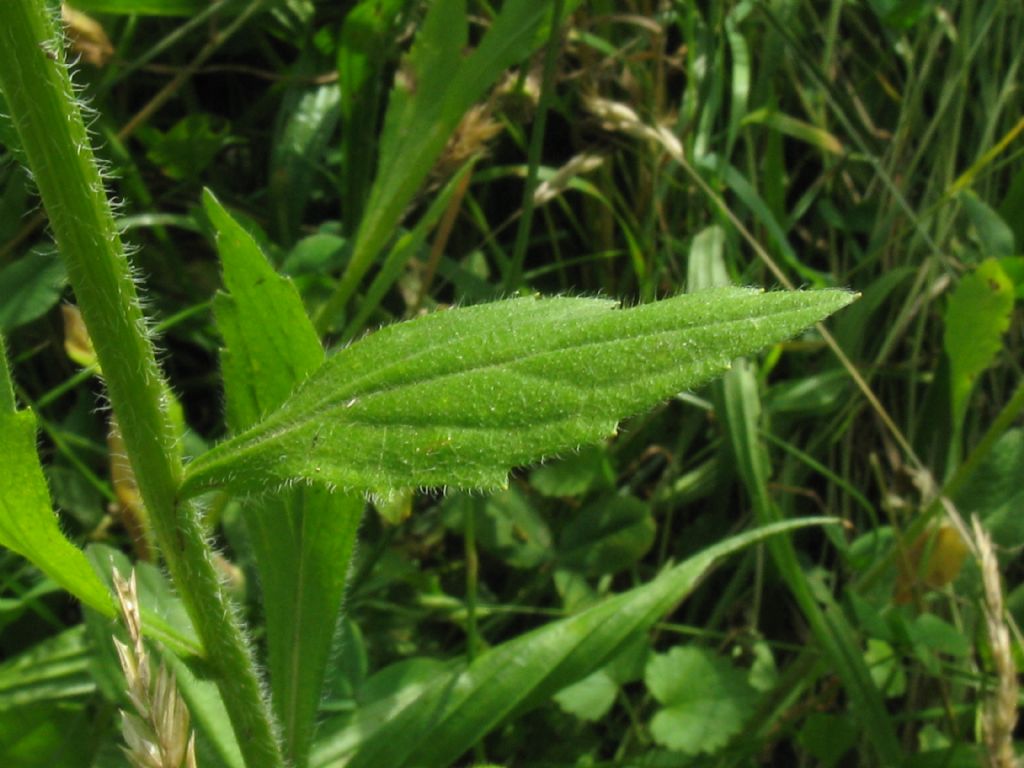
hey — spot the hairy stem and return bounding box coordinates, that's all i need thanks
[0,4,284,766]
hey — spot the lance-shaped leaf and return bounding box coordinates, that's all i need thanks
[204,189,363,768]
[181,288,855,498]
[204,188,324,431]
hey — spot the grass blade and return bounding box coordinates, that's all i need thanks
[315,0,554,330]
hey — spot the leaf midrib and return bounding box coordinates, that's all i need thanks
[277,299,810,423]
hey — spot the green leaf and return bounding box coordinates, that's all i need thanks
[85,544,203,660]
[269,81,340,241]
[554,632,649,722]
[865,639,906,698]
[954,429,1024,547]
[686,225,729,290]
[245,489,362,768]
[444,487,552,570]
[309,517,837,768]
[165,652,245,768]
[0,246,66,332]
[204,189,362,768]
[530,444,615,498]
[140,115,240,181]
[797,713,858,767]
[183,288,855,497]
[203,188,325,432]
[742,108,845,155]
[552,669,618,722]
[910,614,970,659]
[337,0,405,235]
[944,258,1015,431]
[0,626,95,710]
[960,190,1016,258]
[0,409,112,617]
[866,0,933,29]
[559,494,655,575]
[646,646,756,755]
[283,233,348,277]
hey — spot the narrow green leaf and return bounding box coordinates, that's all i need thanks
[742,107,846,156]
[317,0,554,330]
[165,652,245,768]
[0,626,95,710]
[960,190,1016,257]
[715,354,903,764]
[203,188,324,432]
[0,246,66,332]
[270,81,340,242]
[724,6,751,154]
[309,517,837,768]
[184,288,855,497]
[337,0,406,237]
[204,190,362,768]
[246,489,362,768]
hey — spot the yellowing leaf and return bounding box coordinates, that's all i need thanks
[894,523,969,604]
[62,304,98,370]
[106,415,152,560]
[61,5,114,67]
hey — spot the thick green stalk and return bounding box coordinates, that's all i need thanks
[0,4,284,767]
